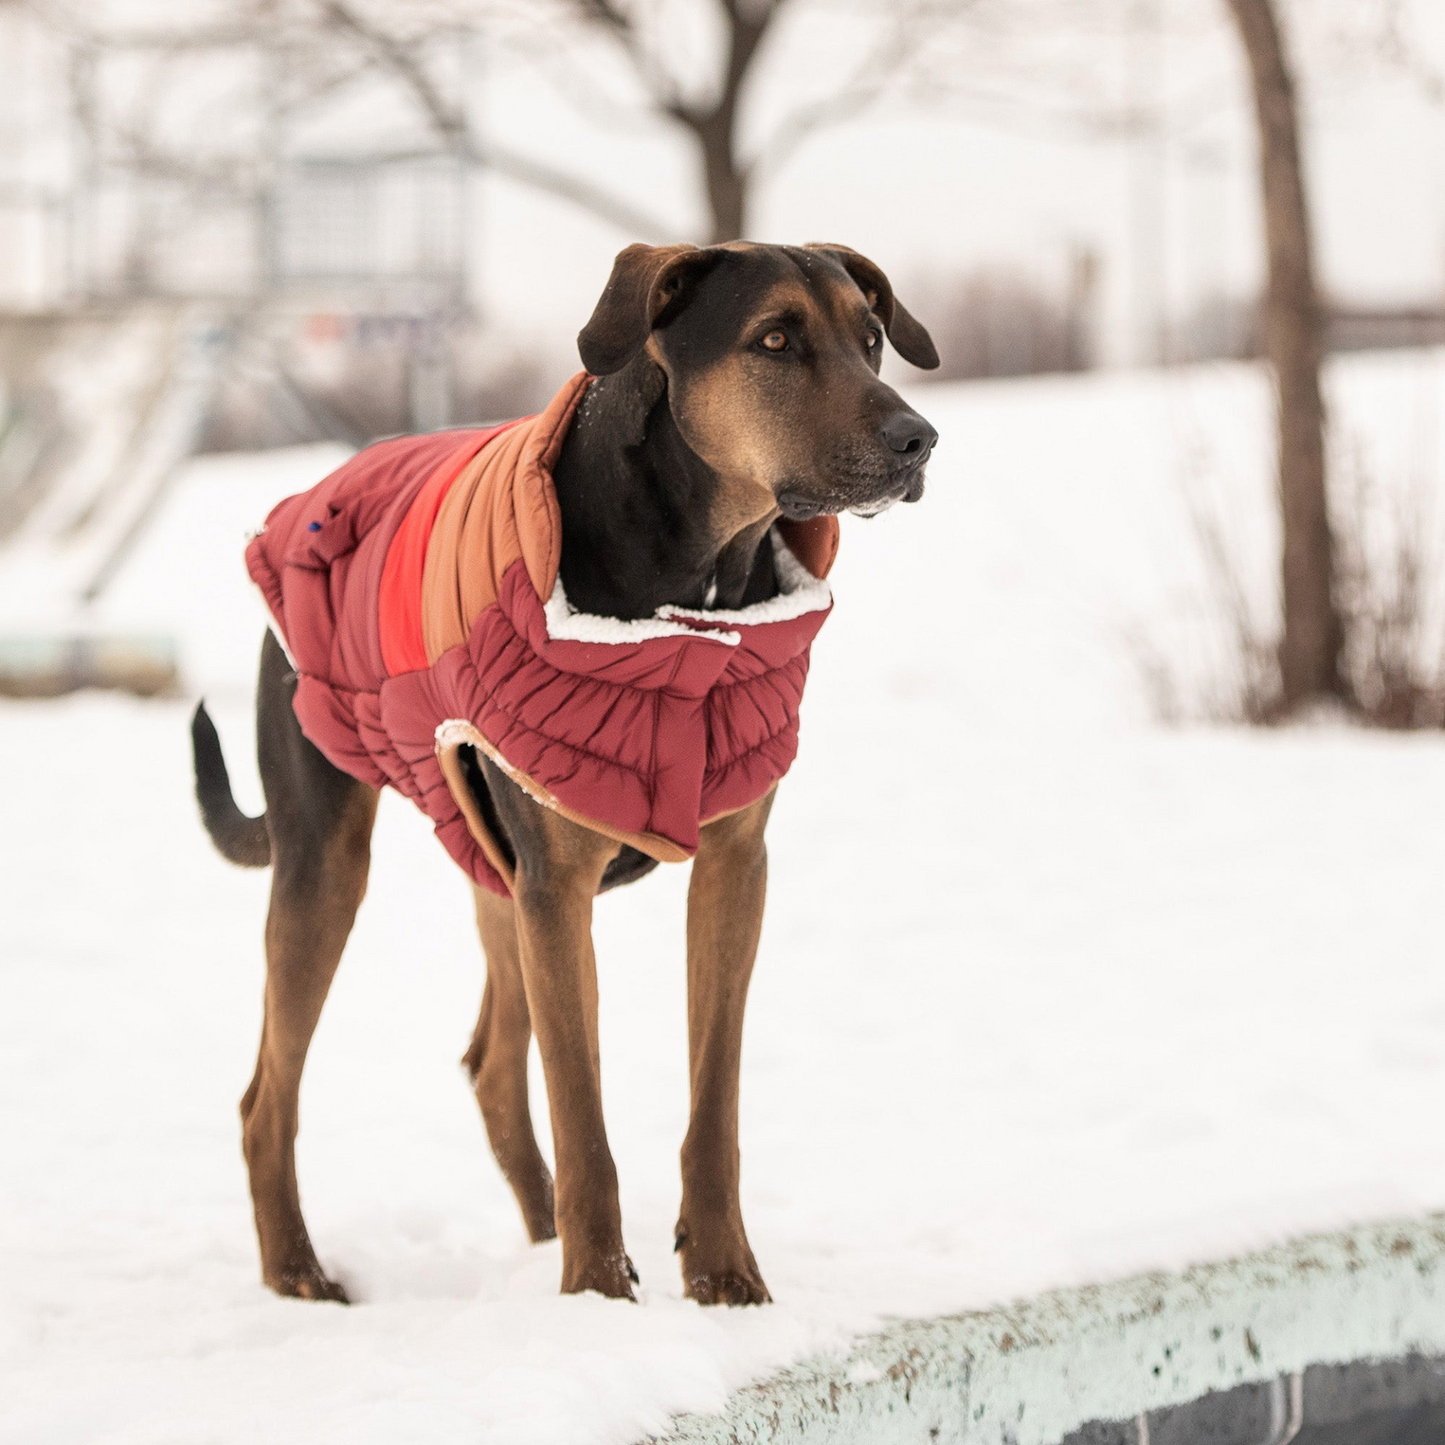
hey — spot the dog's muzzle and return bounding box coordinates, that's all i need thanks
[845,451,932,519]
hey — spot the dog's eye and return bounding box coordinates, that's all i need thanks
[760,330,788,352]
[865,328,881,350]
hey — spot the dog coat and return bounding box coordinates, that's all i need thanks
[247,373,839,896]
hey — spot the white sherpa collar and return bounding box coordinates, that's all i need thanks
[543,529,832,648]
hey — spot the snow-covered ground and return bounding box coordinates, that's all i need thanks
[4,351,1445,1444]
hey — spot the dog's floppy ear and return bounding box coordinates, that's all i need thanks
[805,243,940,370]
[577,243,723,375]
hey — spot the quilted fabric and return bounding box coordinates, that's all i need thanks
[246,381,836,896]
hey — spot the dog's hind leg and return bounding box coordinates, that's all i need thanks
[464,885,557,1243]
[241,631,379,1302]
[675,790,774,1306]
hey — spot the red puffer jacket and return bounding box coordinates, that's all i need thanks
[247,374,838,896]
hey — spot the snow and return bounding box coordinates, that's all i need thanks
[5,350,1445,1444]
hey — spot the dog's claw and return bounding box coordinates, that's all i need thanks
[275,1266,350,1304]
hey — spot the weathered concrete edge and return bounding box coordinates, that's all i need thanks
[647,1215,1445,1445]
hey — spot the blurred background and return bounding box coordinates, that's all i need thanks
[0,0,1442,714]
[10,9,1445,1438]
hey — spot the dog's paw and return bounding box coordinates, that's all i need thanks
[676,1226,770,1306]
[561,1249,637,1301]
[683,1265,771,1306]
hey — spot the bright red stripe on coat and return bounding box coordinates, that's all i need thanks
[377,422,520,675]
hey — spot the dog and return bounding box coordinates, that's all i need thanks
[192,241,938,1306]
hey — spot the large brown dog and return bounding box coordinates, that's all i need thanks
[192,242,938,1306]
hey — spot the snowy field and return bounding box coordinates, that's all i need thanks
[5,350,1445,1444]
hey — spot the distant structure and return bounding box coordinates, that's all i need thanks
[0,6,475,609]
[0,11,471,312]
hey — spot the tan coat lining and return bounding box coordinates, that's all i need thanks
[436,720,693,873]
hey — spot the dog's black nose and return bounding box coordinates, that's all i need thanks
[881,412,937,459]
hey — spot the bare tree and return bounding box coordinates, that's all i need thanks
[570,0,773,242]
[1225,0,1342,709]
[321,0,945,243]
[313,1,676,239]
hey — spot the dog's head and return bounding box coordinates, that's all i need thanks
[577,242,939,526]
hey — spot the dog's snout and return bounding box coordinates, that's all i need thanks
[881,411,938,460]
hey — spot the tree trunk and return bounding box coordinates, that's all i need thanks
[699,112,747,242]
[1225,0,1342,708]
[683,2,773,243]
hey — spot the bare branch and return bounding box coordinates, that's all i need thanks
[500,24,673,137]
[473,138,678,239]
[1377,0,1445,105]
[320,0,678,238]
[749,6,947,179]
[104,129,260,197]
[573,0,632,33]
[320,1,468,144]
[560,0,687,114]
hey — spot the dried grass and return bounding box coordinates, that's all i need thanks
[1134,430,1445,728]
[1334,437,1445,728]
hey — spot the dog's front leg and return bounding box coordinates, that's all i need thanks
[507,807,634,1299]
[676,791,774,1305]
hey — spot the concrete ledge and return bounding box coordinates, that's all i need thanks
[649,1216,1445,1445]
[1063,1355,1445,1444]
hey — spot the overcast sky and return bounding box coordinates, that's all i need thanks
[3,0,1443,372]
[455,0,1445,368]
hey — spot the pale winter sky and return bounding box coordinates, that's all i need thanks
[458,0,1445,367]
[1,0,1443,368]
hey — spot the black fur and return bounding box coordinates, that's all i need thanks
[192,633,376,878]
[253,630,375,880]
[553,356,778,620]
[191,699,271,867]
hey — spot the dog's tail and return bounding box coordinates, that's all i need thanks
[190,702,271,868]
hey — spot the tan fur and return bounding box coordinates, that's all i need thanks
[662,272,888,536]
[505,805,634,1296]
[241,781,379,1303]
[675,791,774,1303]
[464,885,556,1245]
[466,790,777,1302]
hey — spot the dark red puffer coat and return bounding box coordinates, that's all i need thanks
[247,374,838,896]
